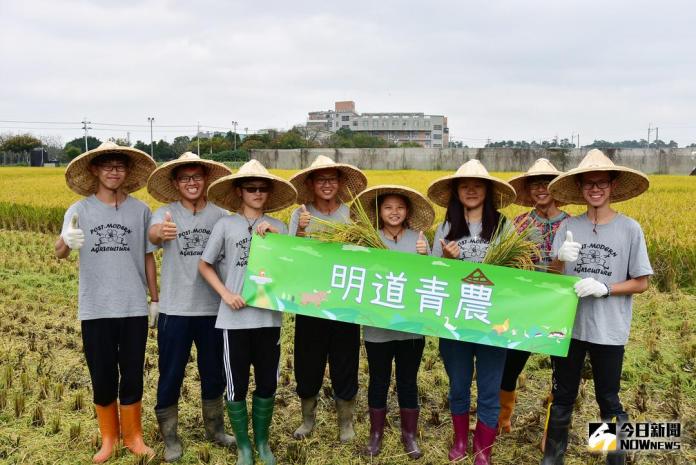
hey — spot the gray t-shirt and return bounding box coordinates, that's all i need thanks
[364,229,431,343]
[201,214,288,330]
[150,202,228,316]
[288,203,350,236]
[431,221,488,263]
[551,213,653,345]
[62,195,156,321]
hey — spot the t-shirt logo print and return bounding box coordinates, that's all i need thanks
[577,249,611,270]
[95,228,127,246]
[460,239,487,260]
[182,233,206,252]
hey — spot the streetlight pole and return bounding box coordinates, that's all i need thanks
[81,117,91,152]
[147,117,155,158]
[232,121,238,150]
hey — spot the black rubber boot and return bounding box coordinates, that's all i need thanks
[540,403,573,465]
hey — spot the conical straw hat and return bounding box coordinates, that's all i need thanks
[65,141,156,196]
[508,158,565,207]
[207,159,297,213]
[352,185,435,233]
[427,159,516,209]
[147,152,232,203]
[548,149,649,204]
[289,155,368,204]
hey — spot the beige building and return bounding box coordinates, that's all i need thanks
[308,101,449,148]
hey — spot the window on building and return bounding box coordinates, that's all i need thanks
[353,121,358,127]
[342,124,349,129]
[433,144,442,148]
[426,133,431,139]
[433,134,442,139]
[341,115,350,121]
[434,124,442,130]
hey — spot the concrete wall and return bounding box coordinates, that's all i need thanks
[251,147,696,174]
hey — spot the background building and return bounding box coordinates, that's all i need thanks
[307,101,449,148]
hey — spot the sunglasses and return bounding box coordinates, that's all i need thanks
[241,186,271,193]
[581,181,611,190]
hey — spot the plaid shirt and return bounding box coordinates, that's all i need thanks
[514,209,570,266]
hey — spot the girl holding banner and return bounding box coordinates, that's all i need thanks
[353,185,434,459]
[428,159,517,465]
[199,160,298,465]
[498,159,569,435]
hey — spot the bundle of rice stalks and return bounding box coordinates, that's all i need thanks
[310,195,386,249]
[483,218,541,270]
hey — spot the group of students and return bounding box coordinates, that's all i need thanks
[56,141,652,465]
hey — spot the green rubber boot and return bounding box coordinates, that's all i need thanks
[225,400,254,465]
[252,395,276,465]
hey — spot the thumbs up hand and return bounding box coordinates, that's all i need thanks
[298,204,311,230]
[158,211,177,242]
[557,231,581,262]
[416,231,428,255]
[62,213,85,250]
[440,238,461,259]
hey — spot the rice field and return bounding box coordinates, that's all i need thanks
[0,167,694,464]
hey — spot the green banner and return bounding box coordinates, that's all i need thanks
[243,234,579,356]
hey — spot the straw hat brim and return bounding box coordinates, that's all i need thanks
[65,146,156,196]
[427,174,516,209]
[508,172,566,207]
[147,158,232,203]
[290,164,367,205]
[548,166,649,205]
[207,172,297,213]
[352,185,435,233]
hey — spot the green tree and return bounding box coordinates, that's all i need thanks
[171,136,191,156]
[154,140,176,161]
[133,140,150,153]
[65,145,81,160]
[271,130,310,149]
[65,136,101,153]
[1,134,42,153]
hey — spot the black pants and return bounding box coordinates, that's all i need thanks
[222,327,280,402]
[365,339,425,409]
[155,314,225,409]
[294,315,360,401]
[551,338,626,420]
[81,316,148,406]
[500,349,532,391]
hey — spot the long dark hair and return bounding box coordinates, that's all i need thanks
[444,178,501,242]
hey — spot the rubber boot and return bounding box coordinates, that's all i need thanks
[335,397,356,443]
[472,420,497,465]
[226,400,254,465]
[605,414,628,465]
[363,408,387,456]
[540,403,572,465]
[497,390,516,434]
[202,396,235,447]
[155,405,183,462]
[448,413,469,462]
[540,391,554,452]
[252,395,276,465]
[400,408,422,460]
[93,402,119,464]
[292,395,318,439]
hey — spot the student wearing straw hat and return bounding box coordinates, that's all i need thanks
[428,159,516,465]
[353,185,434,459]
[287,155,367,442]
[54,141,158,462]
[198,159,297,465]
[146,152,233,462]
[497,159,570,435]
[540,149,652,465]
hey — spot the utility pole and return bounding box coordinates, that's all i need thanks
[147,117,155,157]
[81,117,92,152]
[647,123,652,148]
[126,131,131,146]
[232,121,238,150]
[197,122,201,156]
[655,127,659,148]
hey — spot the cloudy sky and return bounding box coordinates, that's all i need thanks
[1,0,695,146]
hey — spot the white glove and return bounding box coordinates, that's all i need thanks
[62,213,85,250]
[148,301,159,328]
[574,278,609,298]
[557,231,581,262]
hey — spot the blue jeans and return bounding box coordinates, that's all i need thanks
[439,339,507,429]
[155,314,226,409]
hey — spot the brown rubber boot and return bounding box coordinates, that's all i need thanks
[335,397,356,442]
[292,395,318,439]
[93,402,119,464]
[497,390,516,434]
